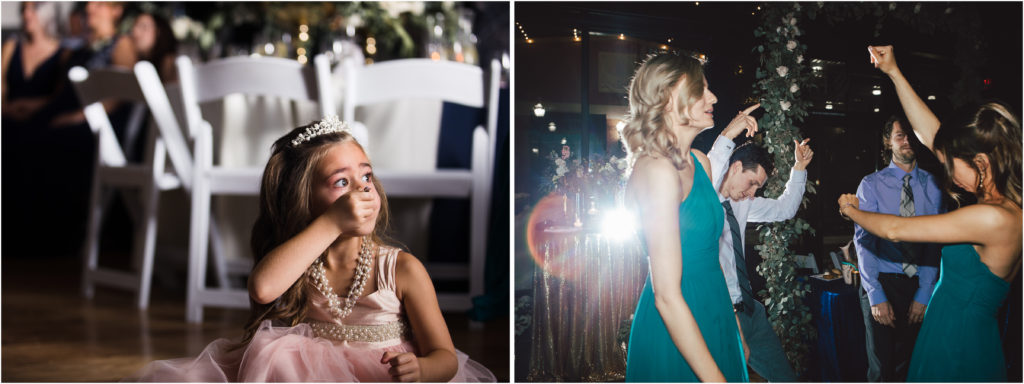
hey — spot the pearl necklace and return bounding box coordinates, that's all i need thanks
[309,237,374,320]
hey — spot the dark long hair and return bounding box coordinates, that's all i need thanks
[933,102,1022,207]
[135,12,177,81]
[241,120,392,345]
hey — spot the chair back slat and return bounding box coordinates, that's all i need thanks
[68,66,147,105]
[177,55,335,139]
[190,56,321,103]
[346,58,485,109]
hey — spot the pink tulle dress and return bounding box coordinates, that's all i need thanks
[128,246,496,382]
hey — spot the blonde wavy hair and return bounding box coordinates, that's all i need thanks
[620,53,705,172]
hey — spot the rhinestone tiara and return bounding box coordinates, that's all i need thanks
[291,115,352,147]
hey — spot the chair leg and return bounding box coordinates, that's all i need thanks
[208,215,231,289]
[469,127,490,300]
[187,180,211,323]
[133,182,161,310]
[81,183,107,300]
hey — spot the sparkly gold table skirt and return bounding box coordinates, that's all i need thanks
[527,228,648,382]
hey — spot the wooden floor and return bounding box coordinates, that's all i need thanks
[1,255,509,382]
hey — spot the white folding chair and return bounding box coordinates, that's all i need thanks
[342,58,501,310]
[70,65,180,309]
[176,54,336,323]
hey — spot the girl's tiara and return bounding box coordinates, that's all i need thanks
[291,115,353,147]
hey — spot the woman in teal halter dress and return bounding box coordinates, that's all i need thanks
[841,45,1023,382]
[619,53,750,382]
[625,152,748,382]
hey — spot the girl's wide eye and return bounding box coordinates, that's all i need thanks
[335,178,349,188]
[361,174,372,183]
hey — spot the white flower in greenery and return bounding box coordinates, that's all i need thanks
[776,66,789,77]
[790,84,799,93]
[780,100,792,111]
[786,40,797,51]
[188,20,204,40]
[796,55,804,64]
[171,16,192,40]
[790,17,797,26]
[380,2,426,18]
[914,4,921,13]
[794,3,802,11]
[889,3,897,11]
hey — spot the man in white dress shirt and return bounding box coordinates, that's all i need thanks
[707,123,814,381]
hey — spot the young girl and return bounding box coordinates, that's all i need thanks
[132,116,495,382]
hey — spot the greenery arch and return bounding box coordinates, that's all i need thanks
[751,2,984,374]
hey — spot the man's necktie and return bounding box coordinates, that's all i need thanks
[723,201,756,311]
[900,174,918,277]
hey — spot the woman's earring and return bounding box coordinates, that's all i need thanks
[978,172,986,190]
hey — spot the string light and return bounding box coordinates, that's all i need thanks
[618,33,625,40]
[534,103,546,117]
[516,21,532,44]
[366,37,377,56]
[573,28,581,42]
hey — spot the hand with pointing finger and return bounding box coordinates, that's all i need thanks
[792,138,813,171]
[721,103,761,140]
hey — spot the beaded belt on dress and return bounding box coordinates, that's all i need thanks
[309,320,408,343]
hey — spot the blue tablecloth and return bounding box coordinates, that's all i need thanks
[805,277,867,382]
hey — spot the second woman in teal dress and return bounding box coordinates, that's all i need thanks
[620,53,751,382]
[841,45,1022,382]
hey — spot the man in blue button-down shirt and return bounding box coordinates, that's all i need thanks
[855,117,943,382]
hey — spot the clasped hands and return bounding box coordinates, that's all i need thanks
[871,301,927,327]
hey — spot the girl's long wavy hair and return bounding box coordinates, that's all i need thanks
[933,102,1022,208]
[620,53,705,173]
[240,120,393,345]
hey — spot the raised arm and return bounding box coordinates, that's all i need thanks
[631,158,725,382]
[748,139,812,223]
[869,45,941,150]
[248,189,378,304]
